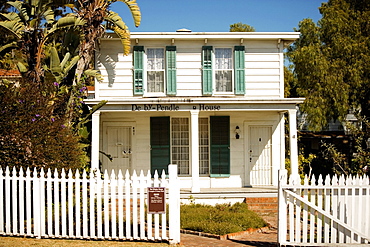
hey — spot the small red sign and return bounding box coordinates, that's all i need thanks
[147,187,166,214]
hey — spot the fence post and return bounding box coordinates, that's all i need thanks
[278,169,288,245]
[168,164,180,244]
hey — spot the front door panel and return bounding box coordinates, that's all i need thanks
[103,126,132,175]
[249,126,272,186]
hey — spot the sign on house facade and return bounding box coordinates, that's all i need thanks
[86,31,304,192]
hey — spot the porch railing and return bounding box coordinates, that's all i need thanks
[278,169,370,246]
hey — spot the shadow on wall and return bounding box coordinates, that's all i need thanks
[97,53,118,87]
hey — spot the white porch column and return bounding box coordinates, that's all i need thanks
[190,110,200,193]
[288,109,299,183]
[280,113,286,170]
[91,111,100,173]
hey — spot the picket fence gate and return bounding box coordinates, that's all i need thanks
[0,164,180,244]
[278,169,370,246]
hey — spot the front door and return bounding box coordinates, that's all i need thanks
[103,125,133,175]
[248,126,272,186]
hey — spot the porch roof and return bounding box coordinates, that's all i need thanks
[85,97,305,112]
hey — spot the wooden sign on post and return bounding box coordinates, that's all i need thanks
[147,187,166,214]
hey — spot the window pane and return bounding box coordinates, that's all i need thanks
[215,71,232,92]
[147,48,164,70]
[215,48,232,69]
[199,118,209,175]
[147,71,164,92]
[171,118,189,175]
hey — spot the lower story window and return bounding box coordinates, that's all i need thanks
[150,116,229,176]
[199,118,209,175]
[171,118,189,175]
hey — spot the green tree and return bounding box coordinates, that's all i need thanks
[287,0,370,131]
[287,0,370,176]
[229,22,255,32]
[0,0,141,170]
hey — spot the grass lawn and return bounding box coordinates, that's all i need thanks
[180,202,267,235]
[0,236,169,247]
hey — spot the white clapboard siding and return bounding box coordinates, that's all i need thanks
[278,169,370,246]
[94,38,284,99]
[0,165,180,244]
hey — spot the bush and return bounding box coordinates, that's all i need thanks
[0,78,88,171]
[180,202,267,235]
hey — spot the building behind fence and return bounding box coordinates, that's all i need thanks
[278,169,370,246]
[0,165,180,244]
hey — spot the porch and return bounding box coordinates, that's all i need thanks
[180,186,278,205]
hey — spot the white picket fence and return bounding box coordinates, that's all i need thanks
[0,165,180,244]
[278,169,370,246]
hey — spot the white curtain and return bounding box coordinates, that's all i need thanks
[147,48,164,92]
[215,48,232,92]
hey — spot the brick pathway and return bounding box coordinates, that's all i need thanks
[179,213,278,247]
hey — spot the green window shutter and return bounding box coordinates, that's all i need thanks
[234,46,245,95]
[210,116,230,177]
[133,46,144,95]
[202,46,213,95]
[166,46,177,95]
[150,117,170,175]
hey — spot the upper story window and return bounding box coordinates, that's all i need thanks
[202,46,245,96]
[215,48,233,92]
[133,46,176,96]
[147,48,165,93]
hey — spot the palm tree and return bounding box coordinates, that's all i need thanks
[0,0,85,83]
[70,0,141,84]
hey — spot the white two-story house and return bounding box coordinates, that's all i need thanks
[86,31,303,192]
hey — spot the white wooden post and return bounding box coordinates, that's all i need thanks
[168,164,180,244]
[278,169,288,245]
[19,168,25,236]
[190,110,200,193]
[5,167,10,234]
[0,167,4,234]
[12,167,18,235]
[75,169,81,238]
[117,170,124,239]
[61,169,67,237]
[91,111,100,172]
[53,169,59,237]
[33,168,41,238]
[288,109,299,184]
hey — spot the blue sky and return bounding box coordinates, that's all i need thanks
[112,0,326,32]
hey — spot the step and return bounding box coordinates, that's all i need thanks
[244,197,278,214]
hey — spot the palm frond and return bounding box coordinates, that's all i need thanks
[60,52,71,70]
[0,12,22,22]
[50,46,61,73]
[43,8,55,24]
[111,24,130,55]
[63,55,79,74]
[7,1,30,22]
[0,21,25,39]
[115,0,141,27]
[84,69,103,83]
[17,61,27,73]
[56,16,86,28]
[105,11,128,31]
[0,41,18,53]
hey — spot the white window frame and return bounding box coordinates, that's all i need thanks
[213,47,234,95]
[144,47,166,96]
